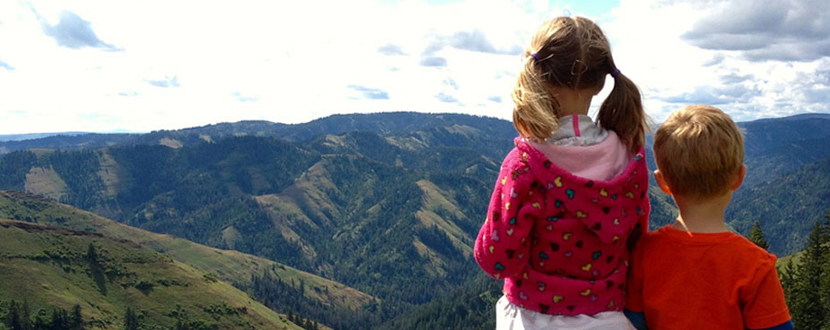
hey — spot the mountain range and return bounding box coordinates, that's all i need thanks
[1,111,829,329]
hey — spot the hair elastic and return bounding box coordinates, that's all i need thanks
[530,53,540,62]
[610,69,621,78]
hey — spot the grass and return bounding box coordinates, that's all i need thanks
[0,219,303,330]
[0,191,375,322]
[414,180,473,256]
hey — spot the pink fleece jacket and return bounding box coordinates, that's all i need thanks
[474,133,650,316]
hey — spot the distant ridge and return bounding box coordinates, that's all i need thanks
[0,112,513,154]
[747,112,830,123]
[4,111,829,145]
[0,131,89,142]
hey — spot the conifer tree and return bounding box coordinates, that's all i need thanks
[20,301,30,330]
[748,220,769,251]
[780,259,799,310]
[821,213,830,330]
[124,308,139,330]
[86,244,98,263]
[32,315,46,330]
[792,221,826,329]
[69,305,82,330]
[49,308,64,330]
[5,301,22,330]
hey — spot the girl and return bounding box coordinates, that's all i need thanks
[474,16,650,330]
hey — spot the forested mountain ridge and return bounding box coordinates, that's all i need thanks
[1,112,829,329]
[2,112,828,252]
[0,114,518,301]
[728,157,830,252]
[0,113,516,155]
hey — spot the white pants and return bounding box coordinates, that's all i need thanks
[495,296,636,330]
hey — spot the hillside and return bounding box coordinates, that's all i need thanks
[0,218,303,330]
[2,112,827,253]
[1,111,829,329]
[727,157,830,253]
[738,113,830,188]
[0,191,375,330]
[0,118,514,310]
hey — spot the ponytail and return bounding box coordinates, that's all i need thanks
[598,70,649,153]
[514,16,649,149]
[512,55,560,142]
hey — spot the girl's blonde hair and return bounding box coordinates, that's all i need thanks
[512,16,648,153]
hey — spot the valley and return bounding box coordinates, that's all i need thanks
[1,112,829,329]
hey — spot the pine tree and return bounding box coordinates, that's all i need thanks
[86,244,98,262]
[69,305,83,330]
[32,315,46,330]
[20,301,30,330]
[748,220,769,251]
[49,309,63,330]
[820,213,830,330]
[792,221,827,329]
[5,301,22,330]
[780,259,799,310]
[124,308,139,330]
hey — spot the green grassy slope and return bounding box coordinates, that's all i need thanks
[0,190,375,329]
[0,219,303,330]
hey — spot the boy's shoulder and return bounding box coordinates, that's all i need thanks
[728,233,779,266]
[639,226,777,266]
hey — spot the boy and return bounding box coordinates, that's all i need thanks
[624,105,793,330]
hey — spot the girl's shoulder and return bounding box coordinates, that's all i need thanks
[499,140,532,170]
[513,135,647,185]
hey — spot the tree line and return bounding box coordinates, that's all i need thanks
[776,212,830,330]
[749,210,830,330]
[1,303,223,330]
[1,301,83,330]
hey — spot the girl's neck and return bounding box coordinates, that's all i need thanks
[554,88,594,116]
[671,192,733,233]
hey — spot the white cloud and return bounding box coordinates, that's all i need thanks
[0,0,827,135]
[603,0,830,122]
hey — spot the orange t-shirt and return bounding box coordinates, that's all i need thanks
[625,226,792,330]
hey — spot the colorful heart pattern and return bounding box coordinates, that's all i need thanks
[478,143,648,315]
[565,189,575,199]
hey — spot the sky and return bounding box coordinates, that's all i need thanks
[0,0,829,134]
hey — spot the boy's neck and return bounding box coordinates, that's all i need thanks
[671,192,733,233]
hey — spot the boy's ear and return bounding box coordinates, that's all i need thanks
[654,170,672,195]
[730,164,747,191]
